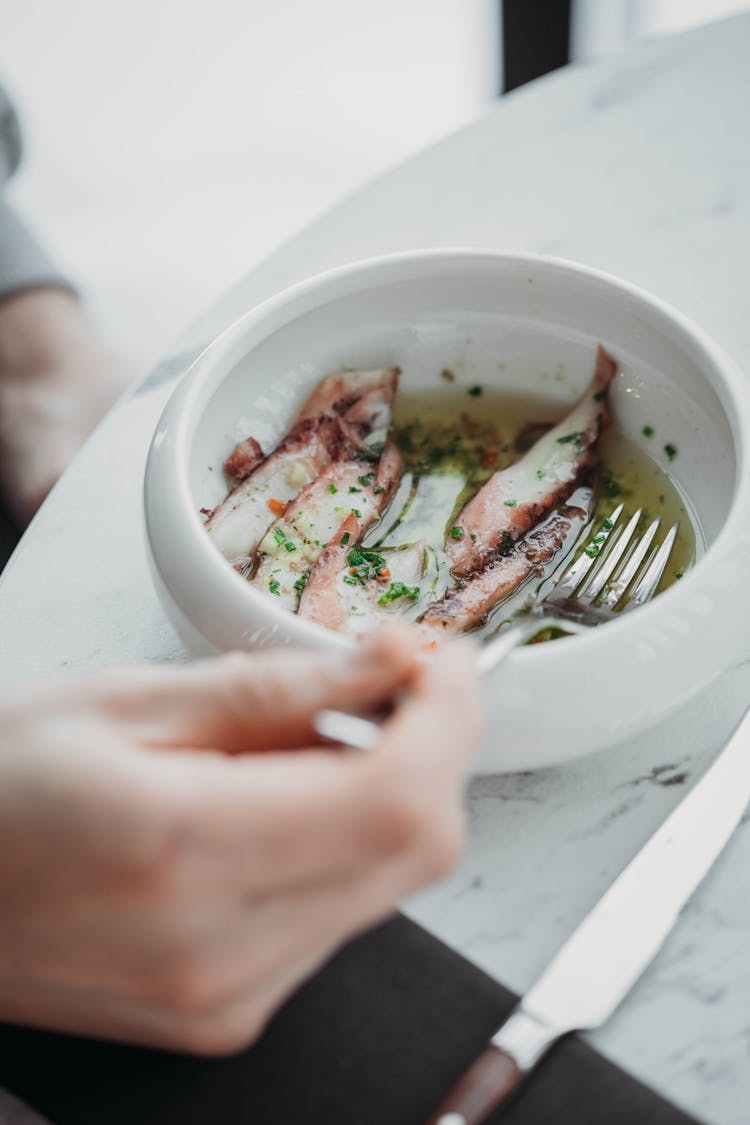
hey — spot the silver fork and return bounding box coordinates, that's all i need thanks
[313,505,680,750]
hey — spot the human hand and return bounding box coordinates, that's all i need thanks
[0,289,134,526]
[0,628,481,1054]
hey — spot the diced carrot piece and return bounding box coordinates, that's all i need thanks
[267,498,288,516]
[422,640,438,651]
[379,568,391,580]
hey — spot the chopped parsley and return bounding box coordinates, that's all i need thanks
[357,472,376,487]
[345,546,387,585]
[504,499,517,508]
[373,485,386,495]
[327,483,338,494]
[664,443,678,461]
[601,517,614,531]
[349,486,361,493]
[642,425,654,438]
[268,579,281,596]
[536,468,546,481]
[450,526,464,540]
[293,571,310,594]
[467,385,483,397]
[377,581,420,605]
[351,508,362,518]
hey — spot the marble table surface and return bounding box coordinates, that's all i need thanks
[2,13,750,1124]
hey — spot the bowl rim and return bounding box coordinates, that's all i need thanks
[145,247,750,663]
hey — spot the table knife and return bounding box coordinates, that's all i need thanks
[425,704,750,1125]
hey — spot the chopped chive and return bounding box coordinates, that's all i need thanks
[343,575,358,586]
[283,540,296,552]
[341,532,351,545]
[268,579,281,596]
[293,571,310,594]
[377,581,420,605]
[357,472,376,487]
[557,432,585,445]
[450,526,464,540]
[373,485,385,495]
[351,508,362,518]
[504,499,517,508]
[349,486,361,493]
[602,518,614,530]
[327,483,338,494]
[642,425,654,438]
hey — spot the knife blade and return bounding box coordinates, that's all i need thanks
[426,704,750,1125]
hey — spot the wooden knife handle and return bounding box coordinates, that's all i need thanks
[424,1045,525,1124]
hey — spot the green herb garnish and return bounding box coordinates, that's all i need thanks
[284,541,296,552]
[594,389,608,402]
[327,483,338,494]
[349,486,361,493]
[467,385,483,397]
[373,485,385,495]
[273,528,286,544]
[358,472,376,487]
[504,499,517,508]
[557,432,585,446]
[268,579,281,596]
[341,532,351,546]
[293,571,310,594]
[450,526,464,540]
[664,443,678,461]
[377,581,420,605]
[351,508,362,518]
[642,425,654,438]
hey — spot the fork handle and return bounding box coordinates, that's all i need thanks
[313,624,531,751]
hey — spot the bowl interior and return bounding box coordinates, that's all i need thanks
[189,261,737,556]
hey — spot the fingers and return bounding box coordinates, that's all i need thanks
[90,625,424,754]
[156,637,482,896]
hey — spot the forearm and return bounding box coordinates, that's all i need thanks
[0,288,91,379]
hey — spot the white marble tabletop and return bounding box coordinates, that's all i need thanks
[2,13,750,1124]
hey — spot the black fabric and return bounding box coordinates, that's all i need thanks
[502,0,572,94]
[0,914,703,1124]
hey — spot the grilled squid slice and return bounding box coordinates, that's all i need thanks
[447,346,617,578]
[204,367,399,566]
[251,442,403,611]
[299,518,428,634]
[423,493,593,636]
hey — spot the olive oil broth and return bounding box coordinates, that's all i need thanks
[363,386,699,641]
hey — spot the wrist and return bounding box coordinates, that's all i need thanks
[0,288,94,380]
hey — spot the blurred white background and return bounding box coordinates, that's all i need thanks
[1,0,748,366]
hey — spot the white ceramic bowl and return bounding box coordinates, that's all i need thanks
[144,250,750,772]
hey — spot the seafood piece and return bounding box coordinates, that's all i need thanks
[447,346,617,577]
[298,367,399,425]
[423,492,593,635]
[204,367,399,565]
[223,437,265,483]
[252,442,403,611]
[299,517,428,634]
